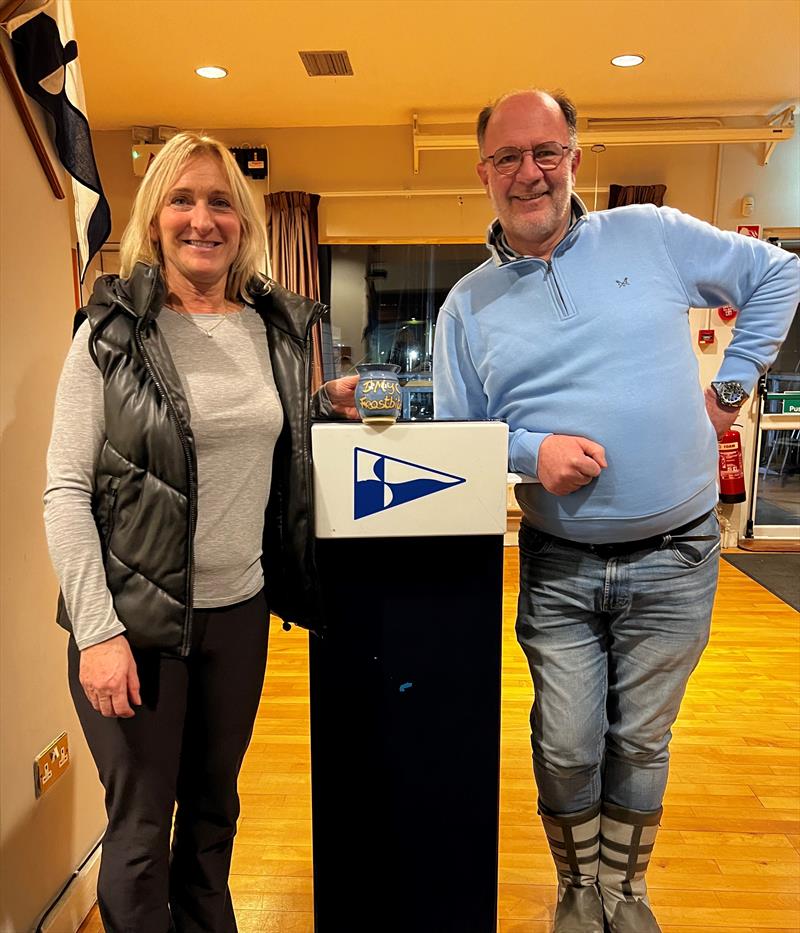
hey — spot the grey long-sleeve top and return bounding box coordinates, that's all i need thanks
[44,307,284,649]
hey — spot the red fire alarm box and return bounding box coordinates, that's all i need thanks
[698,329,715,346]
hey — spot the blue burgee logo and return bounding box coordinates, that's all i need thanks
[354,447,466,519]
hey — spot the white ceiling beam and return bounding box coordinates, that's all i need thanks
[412,113,796,173]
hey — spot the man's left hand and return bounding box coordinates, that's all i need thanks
[323,375,359,419]
[704,388,740,438]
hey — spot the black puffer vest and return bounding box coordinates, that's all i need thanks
[56,263,327,655]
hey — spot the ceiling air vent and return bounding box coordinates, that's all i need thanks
[299,50,354,77]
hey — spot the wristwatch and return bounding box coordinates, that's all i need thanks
[711,381,749,410]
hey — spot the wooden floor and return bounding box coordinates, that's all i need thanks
[79,549,800,932]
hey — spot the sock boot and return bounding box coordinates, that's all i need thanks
[599,801,663,932]
[539,800,604,933]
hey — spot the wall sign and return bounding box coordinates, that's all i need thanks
[736,224,762,238]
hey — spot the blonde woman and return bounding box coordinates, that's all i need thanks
[44,132,355,932]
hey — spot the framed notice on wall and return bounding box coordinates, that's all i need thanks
[736,224,762,239]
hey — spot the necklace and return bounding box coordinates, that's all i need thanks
[167,305,244,338]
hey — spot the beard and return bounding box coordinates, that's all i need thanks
[493,179,573,256]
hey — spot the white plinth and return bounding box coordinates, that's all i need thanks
[313,421,509,538]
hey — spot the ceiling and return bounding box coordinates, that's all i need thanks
[71,0,800,130]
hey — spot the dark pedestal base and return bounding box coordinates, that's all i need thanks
[310,534,504,933]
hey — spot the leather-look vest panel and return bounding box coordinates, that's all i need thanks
[55,284,195,655]
[261,324,315,626]
[94,305,194,653]
[94,314,194,494]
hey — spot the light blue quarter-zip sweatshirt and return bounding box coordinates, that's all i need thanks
[433,202,799,543]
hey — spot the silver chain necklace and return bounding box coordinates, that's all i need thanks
[167,305,244,338]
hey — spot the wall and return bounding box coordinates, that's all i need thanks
[329,245,369,362]
[90,124,493,251]
[577,141,720,219]
[716,112,800,232]
[0,41,106,932]
[90,123,735,246]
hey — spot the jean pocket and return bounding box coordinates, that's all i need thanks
[519,522,554,557]
[668,514,721,568]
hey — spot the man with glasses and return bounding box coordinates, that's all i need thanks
[434,89,798,933]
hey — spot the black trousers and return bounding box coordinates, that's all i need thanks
[69,591,269,933]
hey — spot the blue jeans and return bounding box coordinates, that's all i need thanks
[516,512,720,814]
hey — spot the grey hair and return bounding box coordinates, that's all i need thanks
[476,89,578,154]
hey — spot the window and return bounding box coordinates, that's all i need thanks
[324,243,486,419]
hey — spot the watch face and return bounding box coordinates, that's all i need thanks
[713,382,747,406]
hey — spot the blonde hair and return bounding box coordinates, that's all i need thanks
[119,131,265,301]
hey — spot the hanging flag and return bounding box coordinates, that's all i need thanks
[5,0,111,280]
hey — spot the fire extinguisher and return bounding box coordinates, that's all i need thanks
[718,426,746,504]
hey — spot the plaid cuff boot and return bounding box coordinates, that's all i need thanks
[539,800,603,933]
[599,801,663,932]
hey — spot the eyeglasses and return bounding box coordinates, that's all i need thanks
[482,142,573,175]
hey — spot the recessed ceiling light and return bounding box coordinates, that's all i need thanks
[195,66,228,79]
[611,54,644,68]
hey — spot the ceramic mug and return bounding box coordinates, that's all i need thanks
[354,363,402,424]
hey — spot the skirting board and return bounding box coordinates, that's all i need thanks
[39,845,100,933]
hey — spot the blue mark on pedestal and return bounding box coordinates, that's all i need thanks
[354,447,466,520]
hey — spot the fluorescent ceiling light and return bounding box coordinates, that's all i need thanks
[195,66,228,79]
[611,54,644,68]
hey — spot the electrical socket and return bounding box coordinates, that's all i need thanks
[34,732,70,798]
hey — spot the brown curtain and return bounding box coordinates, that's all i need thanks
[607,184,667,209]
[264,191,324,390]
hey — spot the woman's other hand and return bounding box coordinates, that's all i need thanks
[323,375,359,419]
[79,634,141,718]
